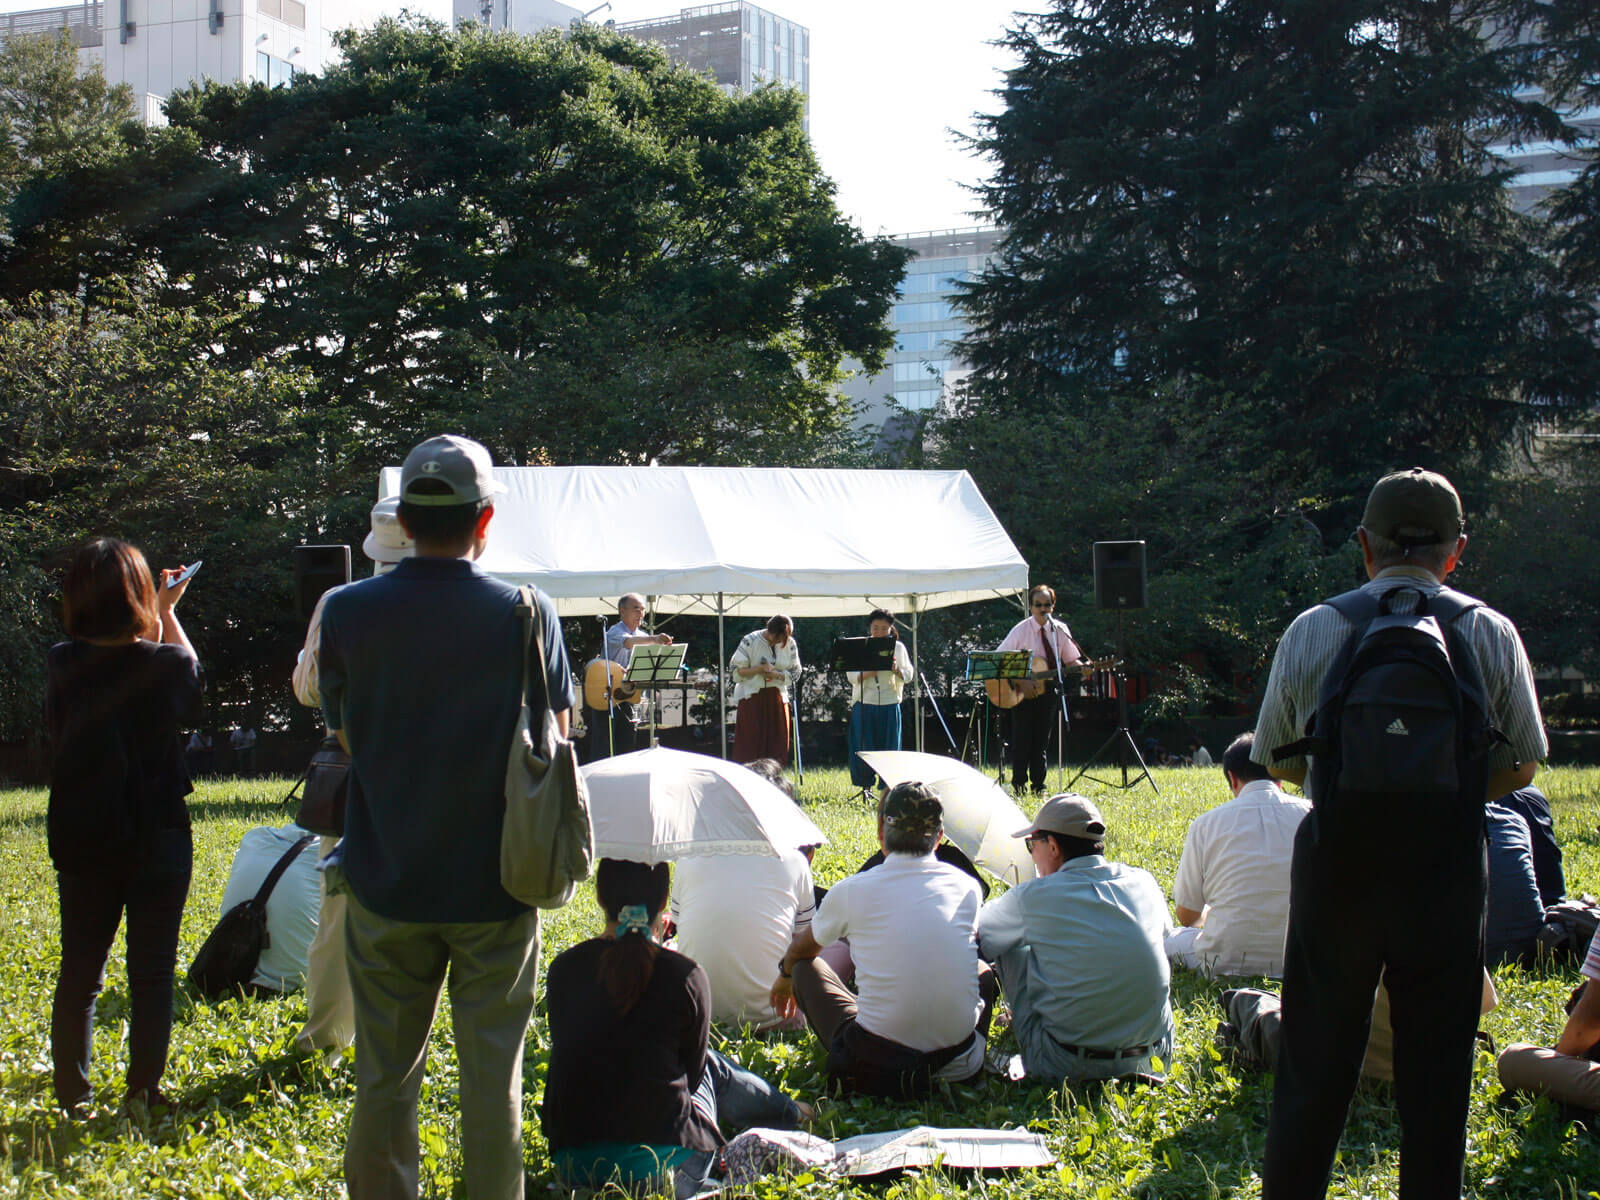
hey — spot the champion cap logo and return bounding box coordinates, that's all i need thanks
[1386,718,1409,736]
[421,461,442,474]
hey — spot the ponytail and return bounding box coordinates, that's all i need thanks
[595,859,670,1016]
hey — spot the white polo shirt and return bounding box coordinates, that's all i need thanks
[671,848,815,1027]
[1171,779,1310,977]
[811,852,985,1079]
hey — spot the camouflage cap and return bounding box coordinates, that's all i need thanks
[879,781,944,839]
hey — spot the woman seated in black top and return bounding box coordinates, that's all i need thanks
[46,537,204,1117]
[542,858,810,1196]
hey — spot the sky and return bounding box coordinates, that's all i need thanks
[1,0,1026,235]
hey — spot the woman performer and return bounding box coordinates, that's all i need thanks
[729,614,800,764]
[47,538,204,1116]
[847,608,914,788]
[542,859,809,1196]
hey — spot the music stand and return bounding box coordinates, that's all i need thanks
[827,636,897,673]
[626,643,689,748]
[964,652,1031,783]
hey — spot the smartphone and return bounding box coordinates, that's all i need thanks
[167,560,202,589]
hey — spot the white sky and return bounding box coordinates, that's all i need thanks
[2,0,1025,234]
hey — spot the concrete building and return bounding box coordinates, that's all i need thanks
[839,226,1000,446]
[450,0,582,38]
[616,2,807,126]
[2,0,340,122]
[1490,90,1600,214]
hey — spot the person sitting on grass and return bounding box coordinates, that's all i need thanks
[771,782,997,1097]
[542,858,810,1197]
[1497,928,1600,1115]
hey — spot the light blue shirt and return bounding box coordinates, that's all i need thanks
[979,856,1173,1054]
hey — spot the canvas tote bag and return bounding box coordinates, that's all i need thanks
[501,585,594,909]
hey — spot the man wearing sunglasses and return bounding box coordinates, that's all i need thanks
[996,584,1083,795]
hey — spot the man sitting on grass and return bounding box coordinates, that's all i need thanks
[770,782,996,1096]
[978,794,1174,1085]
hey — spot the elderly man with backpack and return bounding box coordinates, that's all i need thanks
[1251,467,1547,1199]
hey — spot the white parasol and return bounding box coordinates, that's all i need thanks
[857,750,1037,886]
[580,746,827,863]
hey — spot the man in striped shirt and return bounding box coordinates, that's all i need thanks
[1252,468,1546,1199]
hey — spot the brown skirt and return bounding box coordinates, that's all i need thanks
[733,688,791,765]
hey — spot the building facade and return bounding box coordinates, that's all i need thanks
[839,226,1000,446]
[450,0,581,38]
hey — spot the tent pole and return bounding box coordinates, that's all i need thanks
[717,593,728,759]
[912,606,923,753]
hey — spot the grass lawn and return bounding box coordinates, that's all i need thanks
[3,764,1600,1198]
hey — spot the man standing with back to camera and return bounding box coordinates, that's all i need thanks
[1252,468,1546,1198]
[318,435,574,1200]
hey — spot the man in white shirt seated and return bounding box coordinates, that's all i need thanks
[1165,732,1310,978]
[216,824,323,992]
[979,794,1174,1085]
[671,841,816,1032]
[771,782,995,1096]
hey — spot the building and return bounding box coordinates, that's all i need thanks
[838,226,1000,447]
[450,0,582,38]
[1,0,341,122]
[616,2,807,127]
[1490,89,1600,214]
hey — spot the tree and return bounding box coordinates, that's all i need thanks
[935,0,1600,703]
[0,30,134,240]
[0,288,314,742]
[3,19,908,475]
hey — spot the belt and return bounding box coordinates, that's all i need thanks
[1052,1039,1159,1061]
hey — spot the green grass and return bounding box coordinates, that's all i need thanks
[4,767,1600,1198]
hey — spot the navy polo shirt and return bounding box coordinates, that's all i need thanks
[319,556,575,923]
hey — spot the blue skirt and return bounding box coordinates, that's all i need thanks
[849,700,903,787]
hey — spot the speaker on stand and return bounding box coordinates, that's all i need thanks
[1069,541,1157,795]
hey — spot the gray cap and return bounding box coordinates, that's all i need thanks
[398,435,507,507]
[1014,793,1106,841]
[1360,467,1463,546]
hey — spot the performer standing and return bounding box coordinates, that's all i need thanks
[847,609,914,788]
[997,585,1082,796]
[587,593,672,762]
[730,615,800,765]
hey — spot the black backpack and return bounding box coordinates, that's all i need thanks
[188,833,316,999]
[1538,897,1600,965]
[1274,586,1498,845]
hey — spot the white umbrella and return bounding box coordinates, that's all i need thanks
[857,750,1036,886]
[581,746,827,863]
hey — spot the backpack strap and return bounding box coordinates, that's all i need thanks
[251,833,316,910]
[1270,590,1378,762]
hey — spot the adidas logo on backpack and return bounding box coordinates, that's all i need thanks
[1385,719,1409,736]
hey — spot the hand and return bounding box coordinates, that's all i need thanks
[657,634,673,646]
[159,567,190,610]
[770,975,798,1020]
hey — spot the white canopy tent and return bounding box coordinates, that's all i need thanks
[376,465,1029,755]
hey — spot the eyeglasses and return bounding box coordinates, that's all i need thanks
[1032,602,1053,610]
[1024,833,1044,850]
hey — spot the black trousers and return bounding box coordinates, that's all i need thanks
[1263,816,1487,1200]
[52,829,192,1107]
[1008,693,1057,792]
[583,702,638,761]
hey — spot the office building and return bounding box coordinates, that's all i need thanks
[451,0,582,37]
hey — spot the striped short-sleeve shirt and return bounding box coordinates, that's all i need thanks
[1251,566,1547,776]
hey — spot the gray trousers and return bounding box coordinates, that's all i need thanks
[343,892,540,1200]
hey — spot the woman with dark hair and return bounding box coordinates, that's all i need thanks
[847,608,914,789]
[47,537,204,1116]
[729,615,800,764]
[542,859,809,1196]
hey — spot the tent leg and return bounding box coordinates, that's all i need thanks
[718,594,728,760]
[912,608,923,753]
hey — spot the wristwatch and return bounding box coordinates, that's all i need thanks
[776,955,792,979]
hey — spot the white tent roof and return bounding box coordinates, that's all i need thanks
[377,465,1028,618]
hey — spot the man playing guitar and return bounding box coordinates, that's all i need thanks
[996,584,1083,796]
[585,593,672,761]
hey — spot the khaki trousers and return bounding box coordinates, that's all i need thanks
[1497,1043,1600,1111]
[343,892,539,1200]
[298,835,354,1054]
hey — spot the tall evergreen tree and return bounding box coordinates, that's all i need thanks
[937,0,1600,699]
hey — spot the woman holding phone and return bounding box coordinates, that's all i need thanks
[46,538,203,1116]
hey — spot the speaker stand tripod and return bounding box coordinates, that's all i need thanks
[1066,612,1157,795]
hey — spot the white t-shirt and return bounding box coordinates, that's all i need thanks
[811,852,985,1079]
[1171,779,1310,977]
[218,825,324,991]
[671,849,815,1027]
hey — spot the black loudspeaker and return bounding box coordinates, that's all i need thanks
[293,545,351,620]
[1093,541,1147,610]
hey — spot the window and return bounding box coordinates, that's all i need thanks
[893,300,955,324]
[894,389,942,412]
[893,358,951,382]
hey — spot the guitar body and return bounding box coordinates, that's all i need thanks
[584,658,641,710]
[983,656,1120,710]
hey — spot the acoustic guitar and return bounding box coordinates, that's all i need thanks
[985,656,1120,710]
[584,657,641,710]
